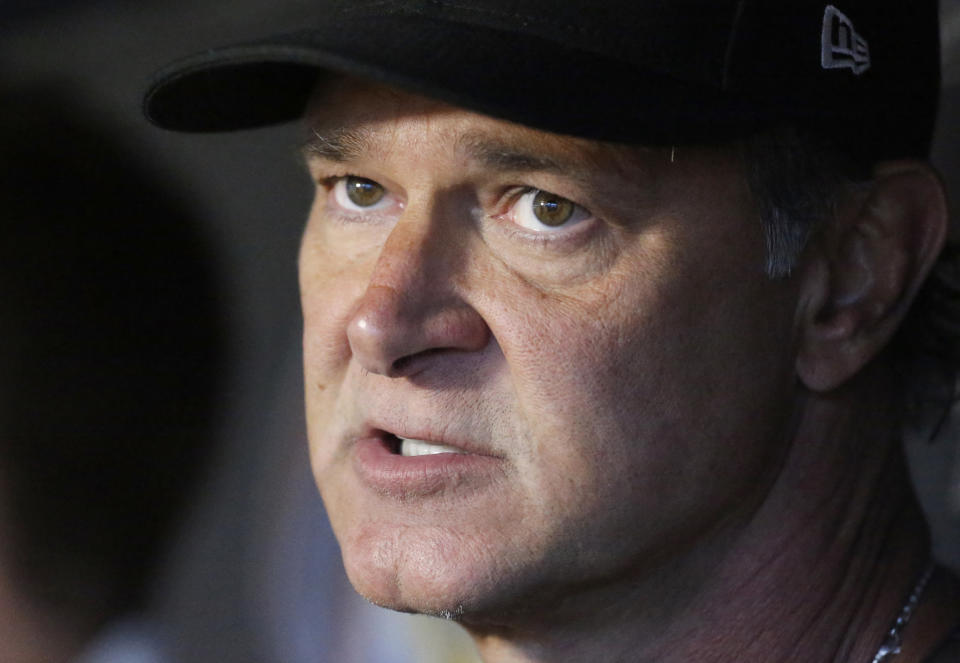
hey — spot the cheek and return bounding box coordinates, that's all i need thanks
[299,205,383,382]
[298,219,374,451]
[300,266,350,390]
[491,237,795,545]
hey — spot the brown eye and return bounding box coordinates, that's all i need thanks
[345,176,385,207]
[532,191,575,226]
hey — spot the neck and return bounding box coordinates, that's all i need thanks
[467,369,948,662]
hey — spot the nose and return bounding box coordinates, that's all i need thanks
[346,216,489,377]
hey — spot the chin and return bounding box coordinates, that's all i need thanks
[336,519,539,623]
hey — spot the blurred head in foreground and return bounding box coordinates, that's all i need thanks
[0,83,224,661]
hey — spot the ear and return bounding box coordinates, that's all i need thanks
[795,161,948,392]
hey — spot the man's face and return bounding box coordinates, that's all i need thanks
[299,79,800,622]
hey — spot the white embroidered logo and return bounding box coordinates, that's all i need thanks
[821,5,870,75]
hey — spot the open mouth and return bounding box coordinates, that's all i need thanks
[384,433,468,457]
[352,429,500,497]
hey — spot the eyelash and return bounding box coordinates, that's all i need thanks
[318,174,595,242]
[319,174,399,220]
[497,186,594,236]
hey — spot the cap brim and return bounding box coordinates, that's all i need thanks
[144,13,757,144]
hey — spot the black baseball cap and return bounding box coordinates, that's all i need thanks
[144,0,940,162]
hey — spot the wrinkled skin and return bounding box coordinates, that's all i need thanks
[299,79,800,625]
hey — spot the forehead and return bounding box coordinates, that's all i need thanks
[303,77,657,175]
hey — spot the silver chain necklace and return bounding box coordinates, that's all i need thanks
[870,563,935,662]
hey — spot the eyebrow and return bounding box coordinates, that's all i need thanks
[456,133,568,175]
[301,125,619,184]
[301,127,371,162]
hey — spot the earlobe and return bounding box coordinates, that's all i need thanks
[795,161,948,392]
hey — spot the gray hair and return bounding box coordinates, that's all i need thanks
[739,127,860,279]
[740,127,960,433]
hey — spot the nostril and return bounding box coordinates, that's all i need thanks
[347,282,490,377]
[390,356,412,376]
[390,347,447,377]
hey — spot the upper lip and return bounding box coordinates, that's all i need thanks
[355,418,500,458]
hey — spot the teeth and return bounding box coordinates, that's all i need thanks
[399,437,466,457]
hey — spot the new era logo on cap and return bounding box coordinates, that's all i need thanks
[821,5,870,75]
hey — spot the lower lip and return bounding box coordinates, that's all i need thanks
[352,437,503,498]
